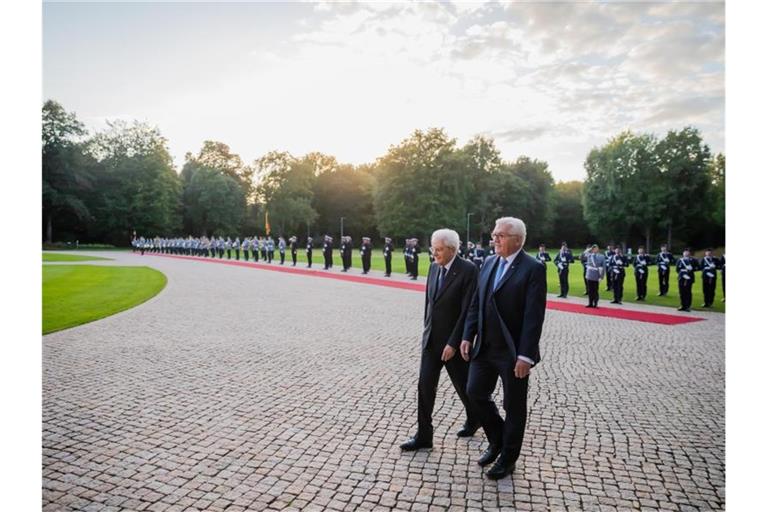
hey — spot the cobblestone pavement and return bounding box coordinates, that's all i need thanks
[43,252,725,511]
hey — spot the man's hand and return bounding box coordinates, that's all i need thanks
[514,359,532,379]
[460,340,472,361]
[441,345,456,362]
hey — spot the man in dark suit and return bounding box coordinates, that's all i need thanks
[461,216,547,480]
[400,229,480,452]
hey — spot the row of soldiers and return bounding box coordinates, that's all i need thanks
[132,235,289,263]
[535,242,724,311]
[132,235,724,310]
[132,234,420,279]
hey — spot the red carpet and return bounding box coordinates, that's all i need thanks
[149,253,704,325]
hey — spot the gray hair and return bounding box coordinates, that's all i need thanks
[495,216,527,246]
[431,228,460,251]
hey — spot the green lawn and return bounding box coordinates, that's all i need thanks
[43,252,113,262]
[246,248,724,313]
[43,265,167,334]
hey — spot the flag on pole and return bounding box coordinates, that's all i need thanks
[265,210,271,235]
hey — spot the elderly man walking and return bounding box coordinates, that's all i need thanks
[400,229,480,451]
[461,216,547,480]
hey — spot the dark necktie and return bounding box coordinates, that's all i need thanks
[435,266,447,299]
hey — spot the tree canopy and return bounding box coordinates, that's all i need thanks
[42,99,724,251]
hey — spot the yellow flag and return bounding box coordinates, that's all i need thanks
[265,210,271,235]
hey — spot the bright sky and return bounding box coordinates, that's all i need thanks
[43,1,724,182]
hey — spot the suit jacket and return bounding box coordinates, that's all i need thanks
[462,252,547,363]
[421,257,478,351]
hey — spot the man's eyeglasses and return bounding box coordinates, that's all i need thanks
[491,232,518,239]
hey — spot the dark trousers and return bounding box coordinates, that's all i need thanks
[324,253,332,269]
[280,252,285,264]
[362,256,371,273]
[612,273,625,302]
[253,249,259,262]
[703,275,717,306]
[659,269,670,295]
[635,271,648,299]
[268,251,273,263]
[385,257,392,276]
[467,345,529,461]
[606,269,613,291]
[416,343,477,440]
[291,252,297,266]
[227,249,231,259]
[412,257,419,279]
[244,251,249,261]
[558,269,569,297]
[405,257,412,276]
[307,252,312,267]
[235,249,240,260]
[587,279,600,306]
[679,279,693,309]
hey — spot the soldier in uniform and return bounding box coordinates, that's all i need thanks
[383,237,394,277]
[655,244,675,296]
[323,235,333,270]
[553,242,574,298]
[337,236,346,271]
[306,237,314,268]
[339,236,349,272]
[242,237,250,261]
[278,236,286,264]
[467,242,476,263]
[610,247,628,304]
[234,237,241,260]
[225,237,232,259]
[259,236,266,261]
[360,237,372,274]
[289,236,298,266]
[632,246,652,301]
[411,238,421,280]
[472,242,486,269]
[604,244,615,292]
[700,249,719,307]
[585,244,605,307]
[537,244,551,266]
[676,249,697,311]
[267,236,275,263]
[404,239,413,277]
[457,241,467,260]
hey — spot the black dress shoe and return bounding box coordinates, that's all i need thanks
[486,455,515,480]
[399,437,432,451]
[456,423,480,438]
[477,445,501,467]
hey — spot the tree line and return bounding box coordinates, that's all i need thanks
[42,99,725,250]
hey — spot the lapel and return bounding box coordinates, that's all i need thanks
[493,251,524,294]
[479,255,498,302]
[428,263,439,303]
[435,260,460,303]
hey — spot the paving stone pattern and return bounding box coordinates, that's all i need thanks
[43,252,725,511]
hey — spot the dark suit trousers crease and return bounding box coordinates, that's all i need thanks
[417,342,477,440]
[467,345,529,461]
